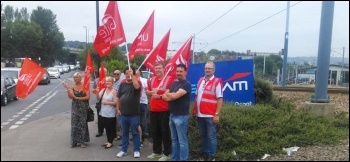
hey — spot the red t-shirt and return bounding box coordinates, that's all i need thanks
[148,76,174,112]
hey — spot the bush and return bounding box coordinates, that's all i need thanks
[254,77,273,104]
[188,103,349,160]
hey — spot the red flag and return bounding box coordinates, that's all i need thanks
[94,1,126,58]
[15,58,46,99]
[98,63,107,90]
[83,51,94,93]
[144,29,171,74]
[164,36,193,77]
[128,11,155,60]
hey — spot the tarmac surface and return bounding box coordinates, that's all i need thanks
[1,108,154,161]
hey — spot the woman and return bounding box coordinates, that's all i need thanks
[63,72,90,148]
[95,76,117,149]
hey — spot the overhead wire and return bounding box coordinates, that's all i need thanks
[198,1,303,51]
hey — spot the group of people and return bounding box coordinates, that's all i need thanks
[63,61,223,161]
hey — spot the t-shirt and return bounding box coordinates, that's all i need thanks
[140,77,148,104]
[117,79,141,116]
[168,79,192,115]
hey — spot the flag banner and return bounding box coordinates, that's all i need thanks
[15,58,46,99]
[144,29,171,74]
[98,63,107,90]
[94,1,126,58]
[83,50,94,93]
[129,11,155,60]
[164,35,193,77]
[187,59,255,105]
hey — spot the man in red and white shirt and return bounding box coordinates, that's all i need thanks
[193,61,223,161]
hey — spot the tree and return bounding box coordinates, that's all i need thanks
[30,6,64,67]
[208,48,221,55]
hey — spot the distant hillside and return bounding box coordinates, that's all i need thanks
[288,57,349,66]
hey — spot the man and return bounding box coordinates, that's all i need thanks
[113,69,123,141]
[146,62,174,161]
[116,67,142,158]
[193,61,223,161]
[163,64,192,161]
[93,67,108,137]
[137,70,148,147]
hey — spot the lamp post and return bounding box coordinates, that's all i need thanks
[83,26,88,50]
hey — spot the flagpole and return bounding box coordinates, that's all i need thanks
[157,69,172,89]
[136,46,157,72]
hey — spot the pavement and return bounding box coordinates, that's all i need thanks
[1,107,154,161]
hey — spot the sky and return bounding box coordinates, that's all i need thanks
[2,1,349,57]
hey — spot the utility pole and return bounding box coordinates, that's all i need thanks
[83,26,88,50]
[341,46,345,85]
[281,1,290,88]
[263,55,266,75]
[96,1,101,71]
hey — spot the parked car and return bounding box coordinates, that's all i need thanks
[39,70,51,85]
[1,67,21,83]
[54,65,64,74]
[62,65,70,73]
[47,67,61,79]
[1,75,18,106]
[69,65,75,71]
[141,71,153,79]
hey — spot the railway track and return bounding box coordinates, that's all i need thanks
[273,86,349,94]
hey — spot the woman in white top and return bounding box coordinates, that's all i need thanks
[95,76,117,149]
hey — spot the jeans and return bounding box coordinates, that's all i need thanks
[119,115,140,152]
[169,114,189,161]
[140,103,148,137]
[197,117,217,158]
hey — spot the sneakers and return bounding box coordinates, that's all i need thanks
[147,153,162,159]
[134,151,140,158]
[140,142,143,148]
[116,151,127,158]
[158,154,171,161]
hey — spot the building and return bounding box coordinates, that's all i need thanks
[297,64,349,85]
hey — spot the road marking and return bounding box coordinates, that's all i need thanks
[1,122,10,125]
[15,121,24,125]
[9,125,19,129]
[1,126,3,129]
[8,119,14,122]
[4,90,59,130]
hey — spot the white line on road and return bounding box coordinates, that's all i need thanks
[1,122,10,125]
[15,121,24,125]
[9,125,19,129]
[20,118,28,120]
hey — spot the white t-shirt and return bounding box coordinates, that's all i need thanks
[196,75,223,117]
[140,77,148,104]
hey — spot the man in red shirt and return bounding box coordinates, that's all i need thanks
[146,62,174,161]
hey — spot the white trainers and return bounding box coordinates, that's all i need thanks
[147,153,162,159]
[158,154,171,161]
[116,151,127,158]
[134,151,140,158]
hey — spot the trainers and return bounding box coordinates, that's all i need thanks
[140,142,143,148]
[158,154,170,161]
[147,153,162,159]
[207,156,215,161]
[116,151,127,158]
[134,151,140,158]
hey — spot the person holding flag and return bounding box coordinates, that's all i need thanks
[146,62,174,161]
[63,72,91,148]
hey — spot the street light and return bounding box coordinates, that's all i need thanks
[83,26,88,50]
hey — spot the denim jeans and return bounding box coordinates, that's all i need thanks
[197,117,217,158]
[119,115,140,152]
[169,114,189,161]
[140,103,148,137]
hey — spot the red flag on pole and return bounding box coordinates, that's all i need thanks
[15,58,46,99]
[128,11,155,60]
[144,29,171,74]
[164,35,193,77]
[83,50,94,93]
[98,63,107,90]
[94,1,126,58]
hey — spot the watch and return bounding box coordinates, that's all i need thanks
[215,112,219,116]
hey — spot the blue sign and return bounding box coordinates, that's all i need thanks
[188,59,255,106]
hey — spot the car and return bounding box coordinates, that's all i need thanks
[141,71,153,79]
[1,76,18,106]
[69,65,75,71]
[54,65,64,74]
[47,67,61,79]
[39,70,51,85]
[1,67,21,83]
[62,65,70,73]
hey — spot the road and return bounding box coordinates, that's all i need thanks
[1,70,153,161]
